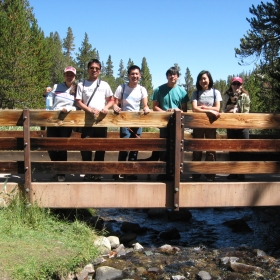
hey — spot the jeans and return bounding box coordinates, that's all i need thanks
[118,127,142,161]
[80,127,107,161]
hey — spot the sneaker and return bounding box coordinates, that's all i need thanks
[126,175,138,180]
[227,174,238,180]
[238,174,245,180]
[205,175,215,182]
[94,174,103,181]
[118,174,126,179]
[83,174,95,181]
[57,175,65,182]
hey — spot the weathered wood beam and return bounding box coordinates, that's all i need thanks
[30,161,166,174]
[183,112,280,129]
[30,181,280,208]
[29,138,166,151]
[183,161,280,174]
[184,139,280,152]
[28,110,171,127]
[179,182,280,207]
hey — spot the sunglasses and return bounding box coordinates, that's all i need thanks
[89,67,100,71]
[232,82,242,86]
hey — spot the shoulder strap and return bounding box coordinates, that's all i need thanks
[121,84,125,108]
[86,79,101,107]
[213,88,216,103]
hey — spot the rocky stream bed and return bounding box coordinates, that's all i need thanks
[67,206,280,280]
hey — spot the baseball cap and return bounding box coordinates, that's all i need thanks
[231,77,243,84]
[64,66,76,75]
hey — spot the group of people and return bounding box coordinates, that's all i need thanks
[44,59,250,182]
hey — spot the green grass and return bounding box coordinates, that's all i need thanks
[0,192,100,280]
[0,126,41,131]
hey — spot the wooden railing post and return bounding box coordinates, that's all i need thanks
[168,110,184,211]
[23,109,32,198]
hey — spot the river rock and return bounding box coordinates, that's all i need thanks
[107,236,120,249]
[119,232,137,244]
[159,227,180,240]
[172,276,186,280]
[133,242,144,251]
[168,208,192,222]
[197,270,212,280]
[223,219,252,232]
[95,266,122,280]
[93,236,111,255]
[76,263,94,280]
[158,244,180,254]
[120,221,145,233]
[147,208,168,218]
[229,261,262,274]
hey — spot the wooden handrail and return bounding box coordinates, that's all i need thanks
[1,109,280,208]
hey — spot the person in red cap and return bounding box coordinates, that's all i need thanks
[222,76,251,180]
[43,66,77,182]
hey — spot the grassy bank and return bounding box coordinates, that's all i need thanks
[0,191,99,280]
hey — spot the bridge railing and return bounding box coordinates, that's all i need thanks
[0,109,280,209]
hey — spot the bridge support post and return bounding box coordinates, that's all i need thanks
[168,110,184,211]
[23,109,32,199]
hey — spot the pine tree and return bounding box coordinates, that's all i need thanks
[115,59,126,86]
[174,63,182,84]
[102,55,116,91]
[105,55,114,77]
[184,68,195,96]
[125,58,134,82]
[75,33,97,80]
[0,0,51,108]
[140,57,153,99]
[63,27,75,63]
[47,32,68,85]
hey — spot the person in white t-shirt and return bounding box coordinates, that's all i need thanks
[113,65,150,180]
[75,59,114,181]
[191,70,222,182]
[43,66,77,182]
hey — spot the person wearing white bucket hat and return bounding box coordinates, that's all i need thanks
[43,66,77,182]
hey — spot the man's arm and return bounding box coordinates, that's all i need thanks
[141,97,150,114]
[153,100,164,111]
[75,99,93,113]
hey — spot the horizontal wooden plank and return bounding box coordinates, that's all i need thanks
[31,182,174,208]
[179,182,280,207]
[28,110,171,128]
[0,161,24,173]
[184,139,280,152]
[30,181,280,208]
[0,110,23,126]
[0,138,23,150]
[183,112,280,129]
[183,161,280,174]
[30,161,166,174]
[30,138,166,151]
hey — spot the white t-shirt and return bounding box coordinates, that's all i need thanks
[76,79,113,110]
[114,84,148,112]
[191,88,222,107]
[51,83,76,112]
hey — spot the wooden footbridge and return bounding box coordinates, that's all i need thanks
[1,109,280,210]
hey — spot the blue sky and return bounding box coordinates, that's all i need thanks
[29,0,263,88]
